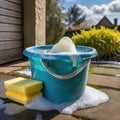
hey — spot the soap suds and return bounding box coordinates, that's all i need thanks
[50,37,77,54]
[0,87,109,115]
[50,37,78,66]
[26,86,109,114]
[15,68,31,77]
[13,69,109,115]
[2,71,109,115]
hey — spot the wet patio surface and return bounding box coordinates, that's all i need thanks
[0,60,120,120]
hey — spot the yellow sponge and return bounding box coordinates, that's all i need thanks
[6,90,42,105]
[4,77,43,95]
[5,77,26,85]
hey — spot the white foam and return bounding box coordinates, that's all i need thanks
[50,37,77,54]
[50,37,78,67]
[4,103,26,115]
[11,55,109,115]
[26,86,109,114]
[1,86,109,115]
[15,68,31,77]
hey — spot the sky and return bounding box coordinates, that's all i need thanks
[63,0,120,25]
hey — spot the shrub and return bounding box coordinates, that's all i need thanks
[72,27,120,60]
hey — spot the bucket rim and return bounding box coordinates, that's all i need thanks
[23,45,97,61]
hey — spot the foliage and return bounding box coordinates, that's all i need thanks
[72,27,120,60]
[65,4,86,28]
[46,0,66,44]
[64,29,81,38]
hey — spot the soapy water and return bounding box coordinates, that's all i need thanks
[34,37,78,55]
[34,37,84,67]
[0,86,109,115]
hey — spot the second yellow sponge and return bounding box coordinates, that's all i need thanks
[6,90,42,105]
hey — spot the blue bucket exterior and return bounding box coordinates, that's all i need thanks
[23,45,97,103]
[29,57,90,103]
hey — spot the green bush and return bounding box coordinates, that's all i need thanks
[72,27,120,60]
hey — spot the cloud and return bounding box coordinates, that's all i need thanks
[77,4,91,15]
[64,0,120,26]
[91,4,107,14]
[76,4,104,23]
[90,0,120,14]
[108,0,120,12]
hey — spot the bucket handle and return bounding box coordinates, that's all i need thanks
[40,59,90,80]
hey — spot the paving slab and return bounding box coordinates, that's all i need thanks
[0,60,30,73]
[88,74,120,89]
[73,89,120,120]
[10,60,30,67]
[92,67,120,76]
[51,114,77,120]
[0,61,120,120]
[0,66,22,73]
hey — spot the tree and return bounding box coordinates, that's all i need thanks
[66,4,86,28]
[46,0,66,44]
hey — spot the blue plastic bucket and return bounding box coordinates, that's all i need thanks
[23,45,97,103]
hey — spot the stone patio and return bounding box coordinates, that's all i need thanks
[0,60,120,120]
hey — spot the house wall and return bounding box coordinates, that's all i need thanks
[0,0,46,64]
[0,0,23,64]
[24,0,46,48]
[35,0,46,45]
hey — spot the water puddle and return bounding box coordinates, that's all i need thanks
[0,99,5,109]
[92,61,120,65]
[4,103,26,115]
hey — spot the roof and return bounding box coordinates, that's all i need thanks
[96,16,114,27]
